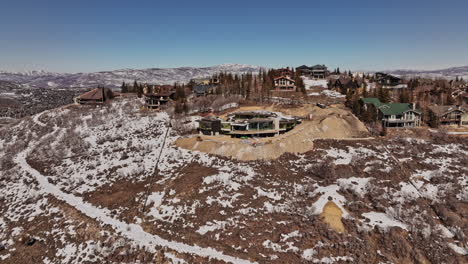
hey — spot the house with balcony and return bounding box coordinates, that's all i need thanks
[361,98,421,128]
[296,65,329,79]
[427,105,468,127]
[144,91,175,109]
[274,76,296,91]
[198,111,301,138]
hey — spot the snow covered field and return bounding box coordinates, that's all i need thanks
[0,97,466,263]
[302,77,328,89]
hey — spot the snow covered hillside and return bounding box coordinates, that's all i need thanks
[0,63,265,89]
[0,97,467,263]
[382,65,468,80]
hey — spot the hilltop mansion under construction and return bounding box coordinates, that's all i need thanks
[197,111,301,138]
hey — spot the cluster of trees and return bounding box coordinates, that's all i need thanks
[121,81,145,97]
[174,83,189,114]
[410,78,465,108]
[210,72,258,99]
[206,69,306,102]
[331,68,354,77]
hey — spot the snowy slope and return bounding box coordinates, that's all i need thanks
[382,65,468,79]
[0,64,265,89]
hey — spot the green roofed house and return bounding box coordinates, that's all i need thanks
[361,98,422,128]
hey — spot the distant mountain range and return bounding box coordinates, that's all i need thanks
[0,64,264,89]
[383,65,468,79]
[1,64,467,90]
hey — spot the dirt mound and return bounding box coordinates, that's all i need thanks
[320,201,345,233]
[176,104,370,160]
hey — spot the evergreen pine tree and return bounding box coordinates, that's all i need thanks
[133,80,138,93]
[121,82,127,93]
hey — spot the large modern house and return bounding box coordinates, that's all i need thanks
[428,105,468,127]
[375,72,408,89]
[361,98,422,128]
[274,76,296,91]
[296,65,329,79]
[197,111,301,137]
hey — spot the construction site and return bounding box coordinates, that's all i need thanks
[176,103,370,160]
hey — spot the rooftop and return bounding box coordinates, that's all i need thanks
[428,105,466,115]
[361,97,421,115]
[79,87,108,100]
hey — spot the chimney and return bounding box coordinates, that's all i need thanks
[412,103,415,110]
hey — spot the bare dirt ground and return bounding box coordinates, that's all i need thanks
[176,104,370,160]
[0,97,467,263]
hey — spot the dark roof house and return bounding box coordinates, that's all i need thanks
[296,65,328,79]
[427,105,468,126]
[193,85,216,97]
[75,87,114,105]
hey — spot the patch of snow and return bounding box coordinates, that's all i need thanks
[337,177,371,197]
[361,212,407,231]
[302,248,317,260]
[313,256,354,263]
[302,77,328,89]
[196,220,228,235]
[321,90,345,98]
[448,243,467,255]
[255,187,282,201]
[309,184,349,217]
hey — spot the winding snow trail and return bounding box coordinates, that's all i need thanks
[14,143,256,264]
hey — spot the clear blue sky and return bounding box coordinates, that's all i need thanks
[1,0,467,73]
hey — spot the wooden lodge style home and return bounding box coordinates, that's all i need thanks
[274,76,296,91]
[361,98,422,128]
[428,105,468,127]
[75,87,114,105]
[143,85,176,109]
[328,77,365,96]
[197,111,301,137]
[296,65,329,79]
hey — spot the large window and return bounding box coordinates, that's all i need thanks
[249,121,273,130]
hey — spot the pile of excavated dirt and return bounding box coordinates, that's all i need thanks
[175,104,370,160]
[320,201,345,233]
